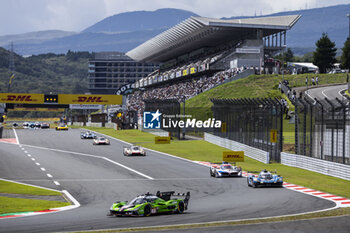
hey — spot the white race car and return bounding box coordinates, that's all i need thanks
[93,137,110,145]
[123,145,146,156]
[210,162,242,178]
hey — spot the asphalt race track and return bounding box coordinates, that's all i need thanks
[306,84,348,101]
[0,129,337,233]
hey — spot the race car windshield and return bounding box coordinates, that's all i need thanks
[221,165,232,170]
[132,147,140,150]
[99,138,105,140]
[129,197,146,205]
[261,173,272,179]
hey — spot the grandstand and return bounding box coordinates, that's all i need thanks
[125,14,301,112]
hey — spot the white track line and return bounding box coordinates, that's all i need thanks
[31,158,35,161]
[322,89,330,98]
[12,128,20,144]
[41,167,46,171]
[339,88,347,97]
[53,181,60,186]
[35,162,40,166]
[21,143,153,180]
[47,174,53,178]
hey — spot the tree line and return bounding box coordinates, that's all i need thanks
[276,33,350,73]
[0,48,94,94]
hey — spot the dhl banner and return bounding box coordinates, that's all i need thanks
[58,94,122,105]
[223,151,244,162]
[0,93,123,105]
[0,93,44,104]
[155,136,171,144]
[190,67,196,74]
[8,108,65,112]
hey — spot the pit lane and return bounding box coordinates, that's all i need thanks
[0,128,335,233]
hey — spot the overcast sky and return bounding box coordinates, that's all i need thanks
[0,0,349,36]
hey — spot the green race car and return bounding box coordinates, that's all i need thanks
[108,191,190,217]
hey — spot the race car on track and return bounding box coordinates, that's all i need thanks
[93,136,110,145]
[22,122,29,128]
[40,122,50,129]
[247,169,283,188]
[210,162,242,178]
[108,191,190,217]
[80,131,96,139]
[55,124,68,130]
[123,145,146,156]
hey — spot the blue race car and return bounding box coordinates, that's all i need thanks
[247,169,283,188]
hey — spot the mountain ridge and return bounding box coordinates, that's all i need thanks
[1,5,348,55]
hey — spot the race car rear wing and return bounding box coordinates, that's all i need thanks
[247,170,278,174]
[156,191,190,203]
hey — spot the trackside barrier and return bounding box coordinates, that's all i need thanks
[141,128,169,137]
[281,152,350,181]
[86,122,102,128]
[204,133,269,164]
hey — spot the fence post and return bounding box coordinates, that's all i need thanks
[336,97,347,164]
[315,98,324,160]
[325,98,335,162]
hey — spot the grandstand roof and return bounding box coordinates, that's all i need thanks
[126,15,301,63]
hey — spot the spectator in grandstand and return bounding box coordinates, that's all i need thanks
[126,67,247,113]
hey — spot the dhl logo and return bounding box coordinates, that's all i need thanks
[225,154,242,158]
[3,95,36,102]
[73,96,106,103]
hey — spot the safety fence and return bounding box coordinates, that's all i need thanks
[281,152,350,181]
[204,133,269,164]
[294,95,350,165]
[211,98,283,162]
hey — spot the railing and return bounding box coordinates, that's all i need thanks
[204,133,269,164]
[281,152,350,181]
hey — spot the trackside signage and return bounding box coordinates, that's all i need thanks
[143,110,222,129]
[0,93,44,104]
[58,94,122,105]
[223,151,244,162]
[155,136,171,144]
[0,93,123,105]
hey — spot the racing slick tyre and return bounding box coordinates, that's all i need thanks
[210,169,213,177]
[247,178,251,187]
[215,172,220,178]
[252,182,257,188]
[143,204,152,217]
[177,201,185,214]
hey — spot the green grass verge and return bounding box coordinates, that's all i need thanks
[83,128,350,199]
[186,73,348,110]
[0,180,69,215]
[0,180,61,195]
[0,196,69,215]
[70,207,350,232]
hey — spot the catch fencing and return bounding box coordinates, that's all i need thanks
[294,95,350,165]
[211,98,284,162]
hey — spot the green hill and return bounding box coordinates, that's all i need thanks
[0,47,91,94]
[186,73,348,109]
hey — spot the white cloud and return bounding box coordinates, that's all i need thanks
[0,0,349,35]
